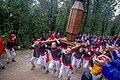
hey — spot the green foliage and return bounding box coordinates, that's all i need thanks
[0,0,120,48]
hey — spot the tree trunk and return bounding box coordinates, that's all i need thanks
[18,34,27,49]
[48,0,57,32]
[31,22,36,40]
[82,0,89,33]
[101,21,105,35]
[104,19,108,33]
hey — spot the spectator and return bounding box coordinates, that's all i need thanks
[56,32,60,39]
[50,31,56,40]
[0,37,5,69]
[93,55,120,80]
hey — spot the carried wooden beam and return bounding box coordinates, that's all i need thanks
[59,38,81,46]
[42,40,56,44]
[42,38,81,46]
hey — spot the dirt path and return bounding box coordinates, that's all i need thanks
[0,50,84,80]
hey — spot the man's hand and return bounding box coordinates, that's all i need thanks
[12,48,15,52]
[93,55,111,67]
[18,46,21,49]
[55,38,60,44]
[98,55,112,64]
[61,48,71,54]
[31,44,35,48]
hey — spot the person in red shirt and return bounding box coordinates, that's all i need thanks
[97,38,102,49]
[0,37,5,69]
[5,34,20,64]
[50,31,56,40]
[82,48,92,69]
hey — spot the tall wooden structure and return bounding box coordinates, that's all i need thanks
[44,0,84,46]
[66,0,84,42]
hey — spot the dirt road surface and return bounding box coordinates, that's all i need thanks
[0,50,84,80]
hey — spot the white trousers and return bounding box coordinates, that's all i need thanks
[5,48,16,62]
[72,56,81,68]
[37,55,48,70]
[83,59,89,69]
[0,61,4,68]
[59,63,71,80]
[30,56,36,67]
[49,59,60,73]
[47,49,51,54]
[92,73,102,80]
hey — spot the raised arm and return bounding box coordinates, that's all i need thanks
[55,38,60,44]
[71,44,81,51]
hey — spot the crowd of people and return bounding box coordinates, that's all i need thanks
[0,32,120,80]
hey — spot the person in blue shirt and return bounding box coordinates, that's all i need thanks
[93,55,120,80]
[56,33,60,39]
[115,36,120,47]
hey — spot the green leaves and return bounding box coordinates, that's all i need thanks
[0,0,120,48]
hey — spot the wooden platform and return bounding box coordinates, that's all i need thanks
[42,40,56,44]
[59,37,81,46]
[42,38,81,46]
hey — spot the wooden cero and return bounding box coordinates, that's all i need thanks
[66,0,84,42]
[44,0,84,46]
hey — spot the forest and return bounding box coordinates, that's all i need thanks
[0,0,120,48]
